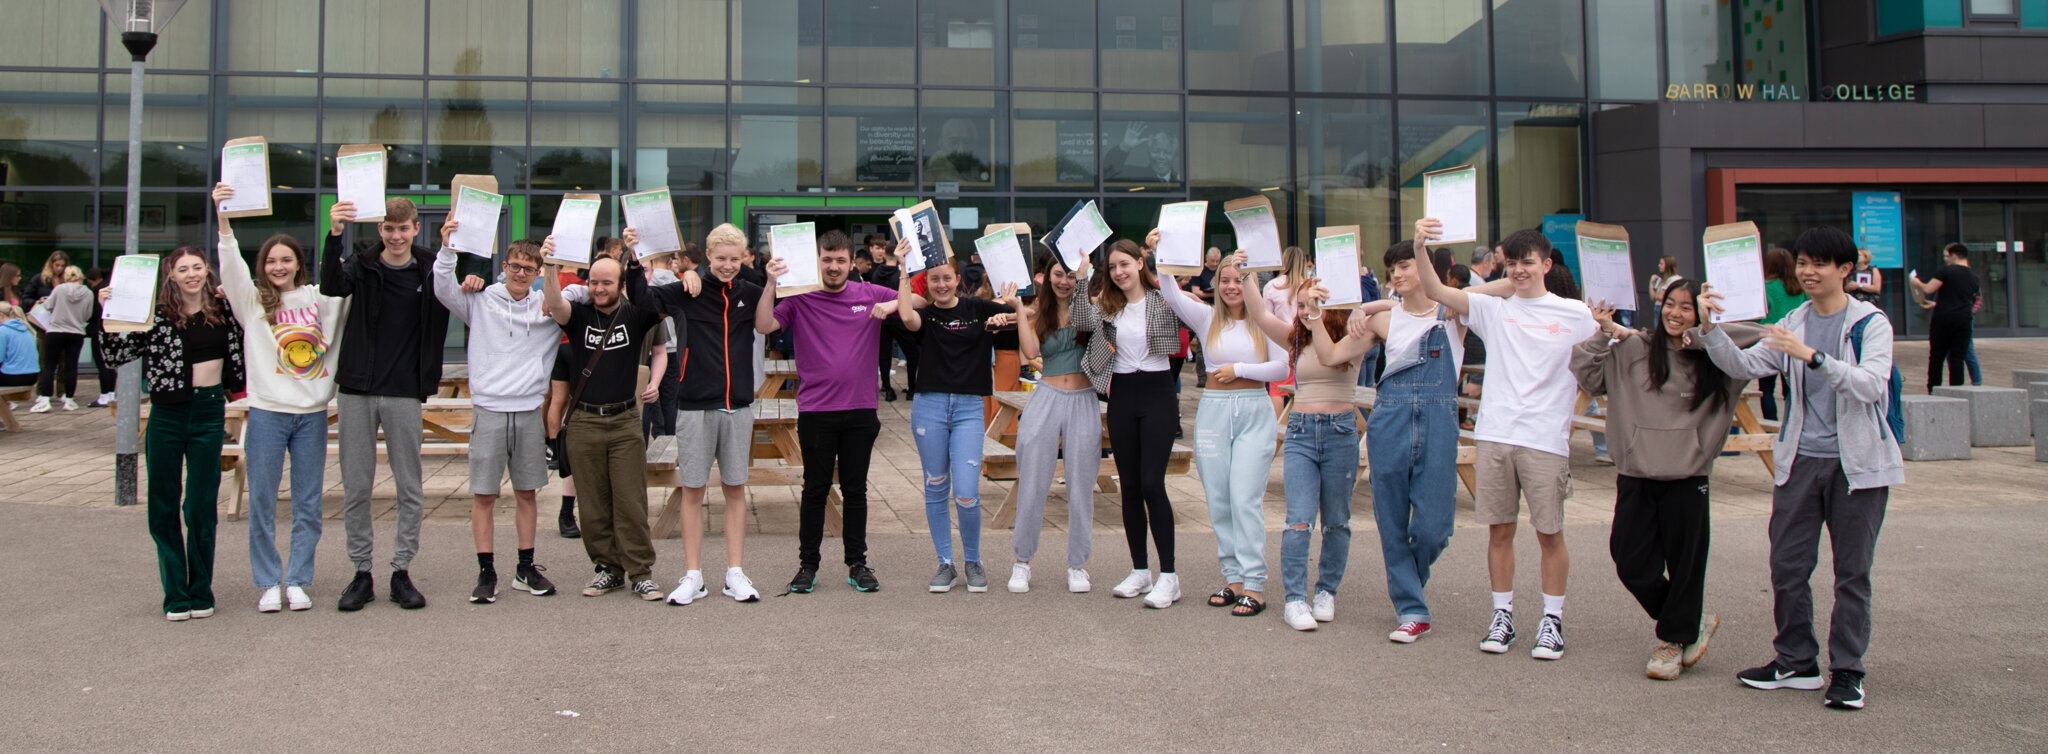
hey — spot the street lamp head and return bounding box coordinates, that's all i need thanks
[97,0,187,61]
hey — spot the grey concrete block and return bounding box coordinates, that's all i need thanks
[2036,400,2048,462]
[2014,370,2048,390]
[1933,386,2031,447]
[2028,382,2048,423]
[1901,394,1971,461]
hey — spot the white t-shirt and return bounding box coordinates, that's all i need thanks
[1110,301,1169,374]
[1462,292,1597,457]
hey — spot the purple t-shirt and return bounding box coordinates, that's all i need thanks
[775,281,896,412]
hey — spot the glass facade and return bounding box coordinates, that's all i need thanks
[0,0,1653,275]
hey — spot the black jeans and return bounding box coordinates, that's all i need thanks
[1610,474,1712,645]
[90,331,116,394]
[1106,370,1176,573]
[879,321,920,393]
[37,331,83,399]
[1926,314,1972,390]
[797,409,880,569]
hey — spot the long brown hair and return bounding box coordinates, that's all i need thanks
[1030,251,1086,346]
[254,234,310,326]
[39,250,70,285]
[1290,306,1352,372]
[1095,239,1157,320]
[0,262,20,304]
[1275,245,1311,291]
[157,246,229,329]
[1763,246,1801,296]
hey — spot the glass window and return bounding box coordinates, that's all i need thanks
[533,1,622,78]
[1102,197,1172,247]
[1190,95,1290,256]
[923,89,1006,194]
[1101,0,1183,90]
[1495,102,1581,239]
[922,0,1000,87]
[106,0,212,71]
[827,88,915,191]
[730,86,821,192]
[936,196,1003,272]
[1493,0,1583,97]
[1296,97,1393,255]
[1014,197,1079,241]
[734,0,823,83]
[215,193,321,259]
[637,0,725,80]
[1014,0,1096,89]
[1188,0,1287,92]
[102,191,210,258]
[1745,1,1808,88]
[430,0,530,76]
[1012,91,1096,192]
[219,77,320,190]
[635,84,727,191]
[0,190,98,274]
[1102,93,1181,192]
[0,72,102,187]
[1971,0,2018,16]
[827,0,915,85]
[427,80,527,189]
[222,0,320,72]
[322,78,425,190]
[1293,0,1388,93]
[1396,0,1488,95]
[1666,0,1734,92]
[531,82,622,191]
[1589,0,1658,100]
[0,0,102,68]
[103,74,209,188]
[325,0,425,75]
[1399,100,1490,250]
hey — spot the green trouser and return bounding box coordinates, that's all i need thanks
[147,385,225,613]
[566,408,655,582]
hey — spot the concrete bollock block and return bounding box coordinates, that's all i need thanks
[2011,369,2048,390]
[1900,394,1971,461]
[1933,386,2030,447]
[2026,382,2048,419]
[2037,400,2048,462]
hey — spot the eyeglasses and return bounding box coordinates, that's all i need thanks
[504,263,541,275]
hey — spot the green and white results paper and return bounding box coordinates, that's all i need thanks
[976,226,1030,293]
[448,186,505,257]
[1313,232,1363,307]
[770,222,822,291]
[1704,234,1767,323]
[218,143,270,215]
[1576,236,1636,311]
[103,255,161,325]
[1224,201,1283,270]
[1423,166,1479,244]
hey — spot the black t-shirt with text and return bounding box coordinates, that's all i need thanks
[562,301,662,407]
[914,297,1013,396]
[1931,264,1980,321]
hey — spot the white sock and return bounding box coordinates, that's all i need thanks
[727,566,743,576]
[1492,591,1513,611]
[685,569,701,581]
[1543,593,1565,618]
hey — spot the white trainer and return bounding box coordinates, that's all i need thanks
[721,568,760,603]
[28,397,50,413]
[257,586,283,613]
[665,572,707,606]
[1312,591,1336,623]
[1284,601,1317,631]
[189,607,215,619]
[1142,573,1180,609]
[1008,563,1031,593]
[60,397,78,411]
[285,586,312,611]
[164,611,190,622]
[1067,568,1090,593]
[1111,570,1152,598]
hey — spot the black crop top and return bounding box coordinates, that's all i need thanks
[183,319,231,364]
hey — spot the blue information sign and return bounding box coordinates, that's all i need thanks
[1541,214,1585,283]
[1852,191,1904,268]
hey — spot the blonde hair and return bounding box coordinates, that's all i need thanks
[705,223,747,253]
[1205,264,1266,362]
[0,302,23,322]
[40,250,70,284]
[61,266,84,284]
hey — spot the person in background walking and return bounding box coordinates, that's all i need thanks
[1910,242,1979,392]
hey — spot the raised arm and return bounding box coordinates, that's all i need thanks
[895,253,923,332]
[320,201,360,298]
[1694,284,1786,380]
[541,238,571,326]
[431,247,475,323]
[1410,218,1471,316]
[1157,272,1212,335]
[1315,303,1394,366]
[1233,255,1295,344]
[1012,295,1043,362]
[213,198,261,322]
[754,258,784,335]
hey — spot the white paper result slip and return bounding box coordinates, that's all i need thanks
[1704,234,1768,323]
[549,199,601,266]
[1154,202,1208,269]
[1224,203,1282,269]
[976,226,1031,292]
[447,186,504,257]
[104,255,160,324]
[893,208,930,275]
[1313,233,1363,307]
[1053,200,1112,271]
[1576,236,1637,311]
[335,152,385,219]
[771,223,822,289]
[1424,167,1479,244]
[621,190,682,258]
[218,143,269,214]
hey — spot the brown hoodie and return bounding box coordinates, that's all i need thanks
[1571,322,1763,481]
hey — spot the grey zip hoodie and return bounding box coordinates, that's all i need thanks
[432,249,562,413]
[1698,297,1906,492]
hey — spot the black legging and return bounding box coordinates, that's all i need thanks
[90,331,117,395]
[38,331,83,399]
[879,321,920,392]
[1106,369,1176,573]
[1926,315,1972,390]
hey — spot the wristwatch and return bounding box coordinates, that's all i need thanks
[1808,351,1825,369]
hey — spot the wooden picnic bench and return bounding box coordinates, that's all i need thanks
[648,398,846,539]
[979,389,1191,530]
[0,385,32,432]
[756,359,799,400]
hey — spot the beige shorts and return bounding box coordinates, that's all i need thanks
[1473,441,1571,534]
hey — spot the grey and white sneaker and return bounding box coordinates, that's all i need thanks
[929,562,959,593]
[257,586,283,613]
[963,562,988,593]
[581,569,625,597]
[665,571,707,606]
[1067,568,1091,593]
[1008,562,1031,593]
[1111,570,1152,598]
[1531,614,1565,660]
[284,586,312,611]
[631,579,666,601]
[1311,591,1336,622]
[722,568,761,602]
[469,570,498,604]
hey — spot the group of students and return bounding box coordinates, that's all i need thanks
[107,187,1901,710]
[0,252,123,411]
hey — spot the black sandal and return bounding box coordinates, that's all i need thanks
[1231,594,1266,617]
[1207,587,1238,607]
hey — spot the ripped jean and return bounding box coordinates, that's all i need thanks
[1279,411,1358,605]
[912,391,985,564]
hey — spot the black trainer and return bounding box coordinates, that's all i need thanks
[1823,671,1867,710]
[514,563,557,596]
[558,503,581,539]
[1737,659,1825,691]
[470,570,498,604]
[847,564,881,593]
[337,570,375,612]
[389,570,427,609]
[788,565,818,594]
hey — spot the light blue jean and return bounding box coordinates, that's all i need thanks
[243,407,328,588]
[1965,341,1983,385]
[1366,323,1460,622]
[1280,411,1358,604]
[1194,387,1277,593]
[912,391,984,564]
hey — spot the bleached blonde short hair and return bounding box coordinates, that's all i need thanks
[705,223,747,253]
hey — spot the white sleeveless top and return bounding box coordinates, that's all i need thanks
[1381,305,1462,378]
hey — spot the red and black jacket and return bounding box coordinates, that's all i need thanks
[628,263,763,411]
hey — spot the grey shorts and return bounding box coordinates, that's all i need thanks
[1473,440,1572,534]
[471,407,549,493]
[677,407,752,488]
